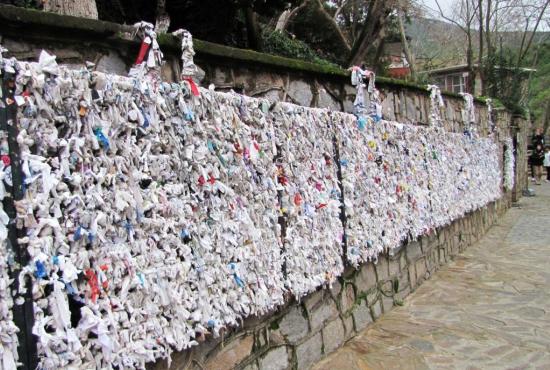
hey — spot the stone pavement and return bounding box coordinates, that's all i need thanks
[312,183,550,370]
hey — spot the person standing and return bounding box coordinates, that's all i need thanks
[544,147,550,182]
[532,144,545,185]
[533,128,545,147]
[530,128,544,181]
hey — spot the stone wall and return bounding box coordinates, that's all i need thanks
[148,198,509,370]
[0,5,530,369]
[0,4,519,139]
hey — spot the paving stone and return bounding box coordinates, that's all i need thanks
[296,332,322,370]
[279,306,309,344]
[259,346,289,370]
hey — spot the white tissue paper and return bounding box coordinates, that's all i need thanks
[272,105,344,297]
[503,137,515,191]
[0,34,504,369]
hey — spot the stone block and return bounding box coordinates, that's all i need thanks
[406,241,422,263]
[288,80,313,107]
[409,264,417,289]
[395,285,411,301]
[343,315,355,340]
[318,88,340,111]
[244,361,259,370]
[366,288,379,306]
[97,51,127,76]
[268,329,285,346]
[322,318,345,354]
[304,290,324,314]
[405,95,417,122]
[381,295,394,313]
[371,300,383,321]
[205,334,254,370]
[375,255,389,280]
[329,279,342,299]
[352,300,373,331]
[388,256,400,277]
[379,280,393,296]
[399,251,407,272]
[257,328,268,348]
[279,306,309,344]
[296,332,322,370]
[438,247,447,264]
[309,299,339,333]
[355,263,377,293]
[340,283,355,313]
[259,346,289,370]
[416,258,427,282]
[424,232,439,252]
[381,92,396,121]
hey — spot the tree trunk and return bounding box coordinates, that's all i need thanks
[397,10,416,79]
[482,0,492,95]
[347,0,389,67]
[466,31,475,94]
[245,6,263,51]
[155,0,170,33]
[372,35,386,74]
[477,0,483,94]
[43,0,98,19]
[313,0,351,51]
[275,3,307,32]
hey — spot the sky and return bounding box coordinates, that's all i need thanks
[419,0,550,30]
[418,0,455,18]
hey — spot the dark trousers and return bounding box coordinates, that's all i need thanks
[546,167,550,181]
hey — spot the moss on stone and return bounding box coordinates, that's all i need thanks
[194,39,349,77]
[1,4,522,114]
[0,4,129,36]
[377,76,430,94]
[269,320,280,331]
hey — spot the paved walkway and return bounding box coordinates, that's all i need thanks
[313,183,550,370]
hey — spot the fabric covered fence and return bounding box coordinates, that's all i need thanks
[0,48,507,369]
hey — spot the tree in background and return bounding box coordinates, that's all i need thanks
[44,0,98,18]
[279,0,408,67]
[477,0,550,96]
[5,0,419,71]
[528,43,550,134]
[434,0,479,93]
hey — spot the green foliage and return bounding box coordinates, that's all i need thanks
[529,43,550,127]
[0,0,39,8]
[261,30,339,69]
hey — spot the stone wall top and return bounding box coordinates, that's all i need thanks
[0,4,486,104]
